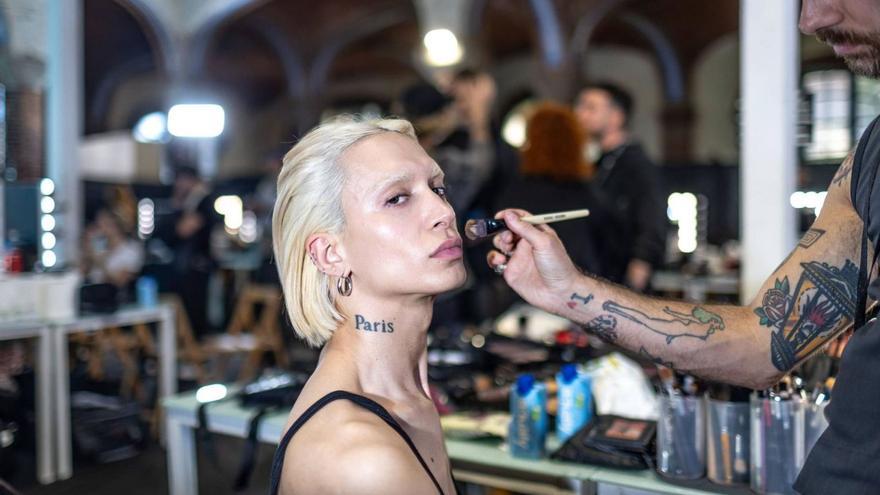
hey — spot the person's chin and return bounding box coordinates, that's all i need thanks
[844,54,880,78]
[435,265,468,293]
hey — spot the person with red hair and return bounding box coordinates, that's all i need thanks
[494,102,602,275]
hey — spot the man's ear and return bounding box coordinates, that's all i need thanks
[306,233,346,277]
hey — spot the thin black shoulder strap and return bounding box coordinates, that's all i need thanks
[268,390,446,495]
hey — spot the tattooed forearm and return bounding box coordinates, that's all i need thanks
[582,314,617,342]
[603,301,725,344]
[774,228,829,272]
[568,292,594,309]
[638,346,675,368]
[354,314,395,333]
[755,260,858,371]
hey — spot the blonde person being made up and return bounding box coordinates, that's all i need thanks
[268,118,463,495]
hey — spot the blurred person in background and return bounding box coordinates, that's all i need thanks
[80,208,144,290]
[249,148,285,285]
[398,71,497,220]
[574,83,666,291]
[397,72,502,328]
[153,164,219,336]
[494,101,602,276]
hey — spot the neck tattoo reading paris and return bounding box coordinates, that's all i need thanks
[355,314,394,333]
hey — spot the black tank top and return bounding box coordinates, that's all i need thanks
[267,390,450,495]
[795,115,880,494]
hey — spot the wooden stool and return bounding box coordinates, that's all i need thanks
[202,284,287,382]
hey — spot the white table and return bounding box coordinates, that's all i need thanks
[162,390,739,495]
[0,319,54,484]
[51,304,176,480]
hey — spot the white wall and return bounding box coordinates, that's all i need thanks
[692,33,740,164]
[584,45,663,162]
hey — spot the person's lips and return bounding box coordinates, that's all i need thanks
[833,43,869,56]
[431,238,463,259]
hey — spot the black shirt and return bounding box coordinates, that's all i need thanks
[592,143,666,284]
[794,115,880,494]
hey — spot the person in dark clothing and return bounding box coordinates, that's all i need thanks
[398,73,516,325]
[153,165,218,337]
[485,2,880,493]
[494,101,602,275]
[574,83,666,290]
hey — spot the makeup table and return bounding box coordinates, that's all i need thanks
[162,389,751,495]
[0,318,54,484]
[51,303,177,480]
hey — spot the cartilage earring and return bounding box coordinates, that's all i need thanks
[336,272,353,296]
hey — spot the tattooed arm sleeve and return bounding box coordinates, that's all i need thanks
[559,152,866,389]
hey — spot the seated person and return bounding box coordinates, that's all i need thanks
[80,209,144,288]
[270,117,464,495]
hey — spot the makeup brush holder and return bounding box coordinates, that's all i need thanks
[706,399,750,485]
[657,395,705,479]
[750,396,806,495]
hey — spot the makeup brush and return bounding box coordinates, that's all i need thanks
[464,209,590,241]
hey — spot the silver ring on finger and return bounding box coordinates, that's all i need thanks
[493,263,507,275]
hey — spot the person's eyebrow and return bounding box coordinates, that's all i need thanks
[370,173,413,196]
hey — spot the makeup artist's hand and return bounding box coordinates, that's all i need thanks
[487,209,581,311]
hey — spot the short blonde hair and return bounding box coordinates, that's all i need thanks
[272,116,417,347]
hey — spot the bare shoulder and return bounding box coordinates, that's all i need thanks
[278,399,436,495]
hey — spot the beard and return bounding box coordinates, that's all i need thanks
[816,28,880,78]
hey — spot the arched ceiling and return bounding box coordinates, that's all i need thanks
[84,0,741,134]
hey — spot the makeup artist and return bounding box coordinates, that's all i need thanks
[269,117,463,495]
[489,2,880,492]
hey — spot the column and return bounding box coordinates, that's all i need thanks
[46,0,83,268]
[740,0,799,301]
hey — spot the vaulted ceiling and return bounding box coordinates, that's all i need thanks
[84,0,743,134]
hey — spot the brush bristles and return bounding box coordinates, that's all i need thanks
[464,219,487,240]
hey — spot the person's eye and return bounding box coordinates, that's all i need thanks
[432,186,448,198]
[386,194,409,206]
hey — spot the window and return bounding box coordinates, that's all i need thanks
[801,69,880,162]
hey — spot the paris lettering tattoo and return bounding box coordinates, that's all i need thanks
[568,292,594,309]
[582,314,618,343]
[354,314,395,333]
[602,301,725,344]
[755,260,858,371]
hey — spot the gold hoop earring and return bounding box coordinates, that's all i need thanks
[336,272,353,297]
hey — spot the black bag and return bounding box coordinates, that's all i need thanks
[79,283,120,314]
[71,392,145,463]
[551,415,656,469]
[194,372,308,491]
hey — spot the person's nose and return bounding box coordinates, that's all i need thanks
[799,0,843,35]
[429,192,456,231]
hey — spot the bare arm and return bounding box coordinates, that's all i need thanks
[489,153,865,389]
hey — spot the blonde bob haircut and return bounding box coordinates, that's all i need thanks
[272,116,417,347]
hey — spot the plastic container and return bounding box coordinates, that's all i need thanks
[136,276,158,308]
[556,364,592,442]
[657,394,705,479]
[750,396,805,495]
[508,374,548,459]
[707,399,750,485]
